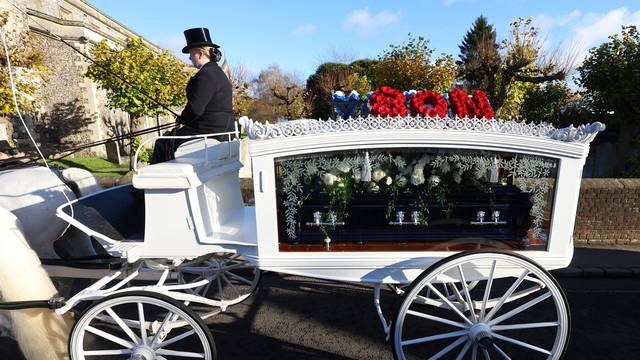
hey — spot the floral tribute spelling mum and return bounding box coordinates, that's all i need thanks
[447,89,494,119]
[333,87,494,120]
[369,86,408,117]
[409,90,448,117]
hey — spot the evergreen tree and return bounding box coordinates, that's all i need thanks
[457,15,499,89]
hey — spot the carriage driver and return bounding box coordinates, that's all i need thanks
[151,27,234,164]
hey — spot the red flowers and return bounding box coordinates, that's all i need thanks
[471,90,494,119]
[369,86,407,117]
[449,89,494,119]
[367,86,494,120]
[409,90,448,117]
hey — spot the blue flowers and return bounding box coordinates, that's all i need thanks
[332,90,361,118]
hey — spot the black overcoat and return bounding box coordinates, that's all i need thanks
[177,61,234,136]
[150,61,233,164]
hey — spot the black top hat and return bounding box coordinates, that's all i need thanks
[182,27,219,53]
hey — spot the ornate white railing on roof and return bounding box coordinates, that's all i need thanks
[238,115,605,144]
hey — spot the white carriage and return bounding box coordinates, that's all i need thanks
[46,115,603,359]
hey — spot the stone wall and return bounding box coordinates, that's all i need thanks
[574,179,640,246]
[4,0,172,159]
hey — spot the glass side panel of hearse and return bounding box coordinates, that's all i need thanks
[274,148,558,252]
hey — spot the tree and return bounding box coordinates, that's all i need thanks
[578,25,640,176]
[272,84,311,119]
[306,62,372,119]
[0,11,46,117]
[86,38,190,126]
[372,34,457,93]
[85,37,189,165]
[520,81,571,123]
[248,65,310,121]
[457,15,499,89]
[458,17,572,115]
[578,25,640,123]
[229,63,253,116]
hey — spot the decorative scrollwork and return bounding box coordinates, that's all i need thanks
[239,115,605,144]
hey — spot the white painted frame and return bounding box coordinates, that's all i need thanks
[248,128,592,283]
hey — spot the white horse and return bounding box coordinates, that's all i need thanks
[0,166,104,359]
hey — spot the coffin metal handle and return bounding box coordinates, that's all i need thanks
[305,211,345,226]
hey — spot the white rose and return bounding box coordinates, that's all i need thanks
[369,183,380,193]
[385,176,393,185]
[411,172,425,186]
[396,176,408,188]
[322,173,338,186]
[429,175,441,187]
[336,162,351,173]
[372,169,386,182]
[352,169,362,182]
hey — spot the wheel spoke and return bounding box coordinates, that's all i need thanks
[429,336,468,360]
[488,292,552,326]
[480,260,496,321]
[82,349,133,355]
[491,332,552,355]
[225,270,254,285]
[491,321,558,331]
[220,262,253,271]
[447,282,467,310]
[426,283,474,326]
[155,348,205,358]
[482,347,491,360]
[105,307,141,344]
[401,329,468,346]
[216,274,224,300]
[455,339,472,360]
[472,344,478,360]
[406,309,467,329]
[221,273,242,298]
[484,270,529,322]
[154,329,196,350]
[138,303,147,345]
[458,265,478,322]
[85,325,134,348]
[493,343,512,360]
[151,311,176,347]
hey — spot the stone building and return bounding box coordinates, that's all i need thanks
[2,0,173,160]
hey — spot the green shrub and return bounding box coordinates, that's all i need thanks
[132,136,153,164]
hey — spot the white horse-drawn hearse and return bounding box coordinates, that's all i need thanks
[3,115,604,359]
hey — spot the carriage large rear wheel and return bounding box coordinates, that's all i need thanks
[69,291,216,360]
[391,251,570,360]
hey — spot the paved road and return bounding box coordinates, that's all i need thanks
[2,268,640,359]
[209,273,640,360]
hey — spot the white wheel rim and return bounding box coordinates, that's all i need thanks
[178,253,259,308]
[394,253,569,360]
[70,295,213,360]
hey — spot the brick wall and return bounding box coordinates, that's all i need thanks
[574,179,640,246]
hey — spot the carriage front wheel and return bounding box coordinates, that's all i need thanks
[392,250,570,360]
[69,291,217,360]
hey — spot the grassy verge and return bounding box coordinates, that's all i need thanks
[43,157,130,177]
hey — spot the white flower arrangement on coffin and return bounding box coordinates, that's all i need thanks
[277,149,557,242]
[322,173,339,186]
[428,175,440,187]
[372,169,386,182]
[335,162,351,173]
[410,155,433,186]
